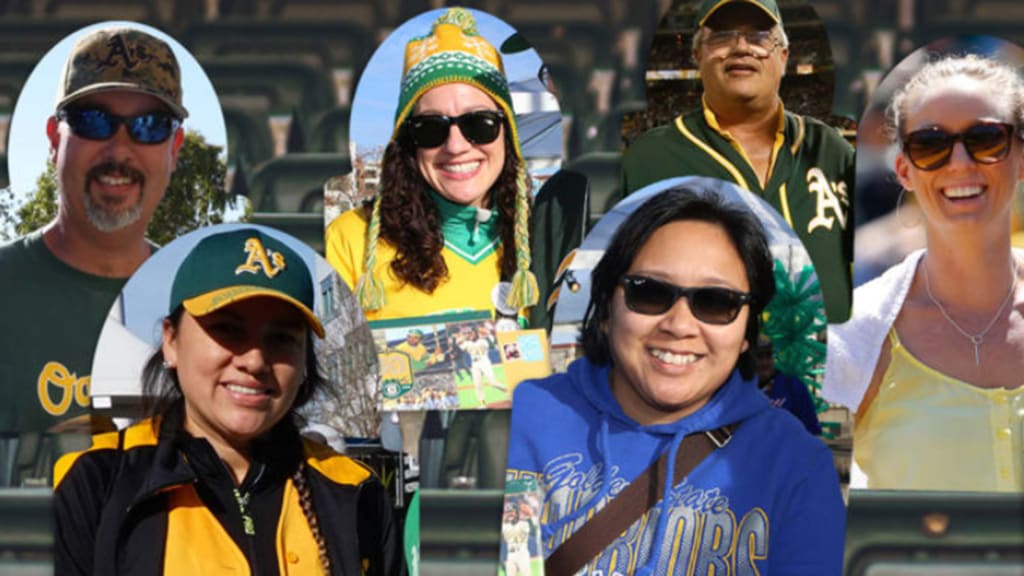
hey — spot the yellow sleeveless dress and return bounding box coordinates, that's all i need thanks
[854,329,1024,492]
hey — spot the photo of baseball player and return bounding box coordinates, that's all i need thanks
[501,505,534,576]
[500,478,543,576]
[393,328,436,371]
[455,323,503,407]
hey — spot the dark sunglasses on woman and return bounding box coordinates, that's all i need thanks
[404,110,505,148]
[620,275,752,325]
[902,121,1021,171]
[57,107,181,144]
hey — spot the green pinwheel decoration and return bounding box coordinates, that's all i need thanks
[761,260,829,413]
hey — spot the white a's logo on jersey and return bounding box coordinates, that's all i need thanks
[806,167,848,233]
[235,237,286,278]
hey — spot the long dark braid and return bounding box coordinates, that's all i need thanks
[292,462,331,574]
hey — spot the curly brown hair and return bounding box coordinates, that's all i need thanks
[370,125,523,293]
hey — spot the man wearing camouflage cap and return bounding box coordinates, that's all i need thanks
[0,26,186,485]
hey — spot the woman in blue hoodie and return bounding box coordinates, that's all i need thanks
[507,185,845,575]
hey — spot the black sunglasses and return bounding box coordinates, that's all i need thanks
[58,107,181,144]
[902,121,1018,171]
[620,275,752,325]
[405,110,505,148]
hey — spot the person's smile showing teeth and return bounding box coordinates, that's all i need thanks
[97,174,133,186]
[224,382,272,397]
[439,159,482,177]
[223,379,277,408]
[648,347,702,366]
[941,184,984,199]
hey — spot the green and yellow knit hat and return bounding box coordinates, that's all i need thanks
[359,7,538,314]
[391,7,522,160]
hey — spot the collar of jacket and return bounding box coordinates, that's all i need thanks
[124,404,305,512]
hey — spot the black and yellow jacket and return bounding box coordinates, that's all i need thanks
[54,412,404,575]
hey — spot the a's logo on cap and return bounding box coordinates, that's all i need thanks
[100,34,142,70]
[235,237,286,278]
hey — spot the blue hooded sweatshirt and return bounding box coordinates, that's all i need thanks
[506,357,845,575]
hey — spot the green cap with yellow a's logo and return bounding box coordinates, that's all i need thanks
[169,228,324,337]
[695,0,782,28]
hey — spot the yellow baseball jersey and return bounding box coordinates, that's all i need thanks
[855,329,1024,492]
[326,208,502,321]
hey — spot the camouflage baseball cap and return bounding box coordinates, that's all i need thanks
[56,27,188,119]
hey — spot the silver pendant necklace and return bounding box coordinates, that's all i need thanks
[922,255,1018,366]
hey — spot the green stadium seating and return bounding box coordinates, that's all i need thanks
[565,151,621,228]
[308,107,351,154]
[845,490,1024,575]
[248,152,349,213]
[42,0,162,23]
[419,488,502,575]
[221,102,275,166]
[0,487,51,559]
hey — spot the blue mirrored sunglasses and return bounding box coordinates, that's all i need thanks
[57,107,181,144]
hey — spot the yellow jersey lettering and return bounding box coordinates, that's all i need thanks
[37,362,89,416]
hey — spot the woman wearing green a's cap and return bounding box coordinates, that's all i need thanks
[326,7,538,323]
[54,228,404,576]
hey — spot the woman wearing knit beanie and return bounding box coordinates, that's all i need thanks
[326,7,538,322]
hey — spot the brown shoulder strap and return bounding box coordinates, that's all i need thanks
[543,424,736,576]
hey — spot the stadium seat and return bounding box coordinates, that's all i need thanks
[845,490,1024,575]
[185,20,371,77]
[308,107,351,154]
[248,152,349,213]
[269,0,381,28]
[0,54,37,115]
[221,102,275,166]
[43,0,162,23]
[565,151,621,228]
[419,488,502,575]
[0,18,89,61]
[0,487,51,566]
[200,55,335,134]
[250,212,325,254]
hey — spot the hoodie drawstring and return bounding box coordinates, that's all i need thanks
[636,428,687,576]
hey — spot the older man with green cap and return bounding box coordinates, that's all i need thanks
[0,25,187,485]
[620,0,854,323]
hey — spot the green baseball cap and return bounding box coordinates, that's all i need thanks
[57,26,188,119]
[695,0,782,28]
[169,228,324,337]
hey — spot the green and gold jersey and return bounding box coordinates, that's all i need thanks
[0,231,125,434]
[621,103,854,323]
